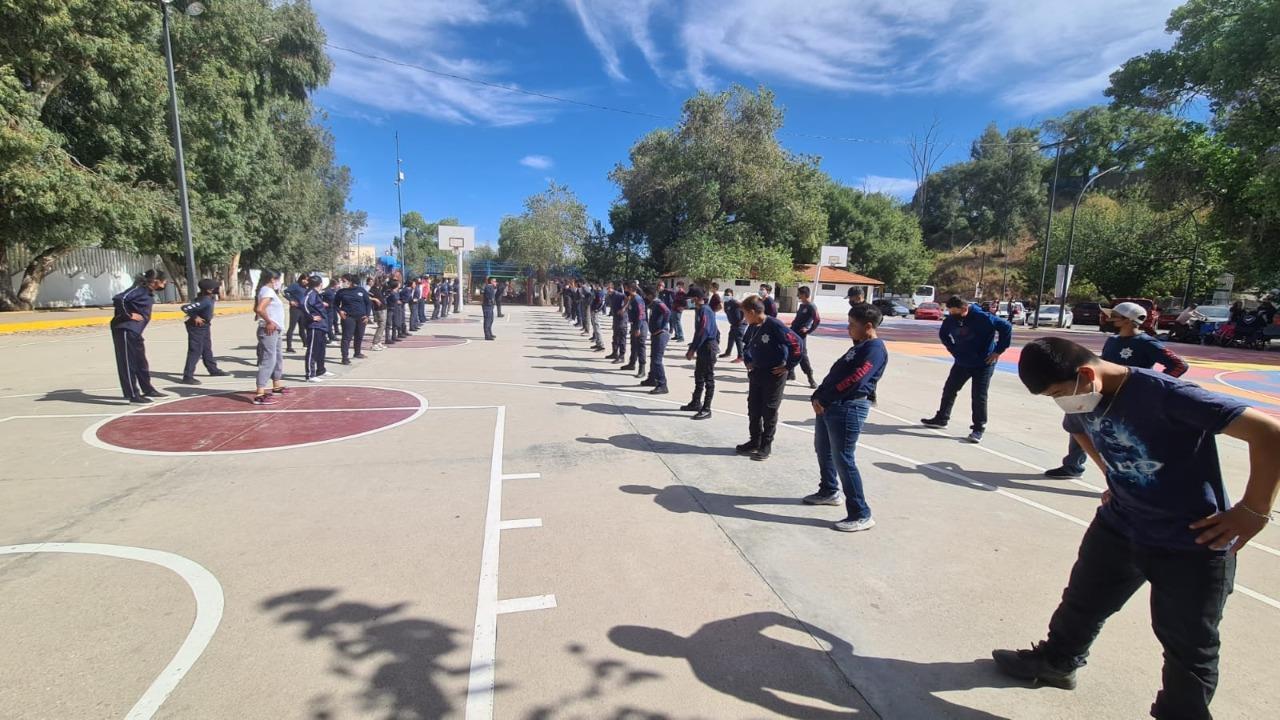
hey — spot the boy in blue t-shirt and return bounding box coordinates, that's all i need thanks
[804,303,889,532]
[1046,301,1188,478]
[994,337,1279,720]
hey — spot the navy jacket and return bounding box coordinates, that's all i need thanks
[609,291,627,317]
[1101,334,1188,377]
[180,295,216,325]
[283,282,305,308]
[111,284,155,333]
[482,284,497,306]
[321,286,337,309]
[383,287,401,310]
[648,300,671,334]
[335,286,371,318]
[791,301,821,336]
[813,339,889,406]
[688,303,720,351]
[302,288,331,334]
[626,294,646,326]
[762,295,778,317]
[724,297,744,327]
[940,303,1012,367]
[743,317,802,372]
[592,288,605,312]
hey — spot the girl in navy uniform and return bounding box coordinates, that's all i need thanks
[178,278,231,384]
[739,295,802,460]
[301,275,333,382]
[111,269,167,403]
[383,279,402,345]
[759,284,778,317]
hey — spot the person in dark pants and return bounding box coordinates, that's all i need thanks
[110,269,168,404]
[994,337,1280,720]
[178,278,230,384]
[431,276,442,320]
[720,288,745,362]
[382,279,401,346]
[640,286,670,394]
[804,303,889,532]
[321,277,338,346]
[496,279,506,318]
[589,282,606,351]
[334,273,371,364]
[760,284,778,317]
[416,276,428,325]
[622,282,647,377]
[682,286,720,419]
[738,295,801,460]
[301,274,332,381]
[848,287,877,404]
[670,281,687,341]
[610,282,630,363]
[402,279,417,333]
[283,273,307,353]
[788,286,822,388]
[1046,301,1189,478]
[921,296,1012,444]
[481,276,497,340]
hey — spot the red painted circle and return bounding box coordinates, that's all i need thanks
[389,335,468,349]
[93,386,422,454]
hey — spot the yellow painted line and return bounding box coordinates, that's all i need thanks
[0,305,254,335]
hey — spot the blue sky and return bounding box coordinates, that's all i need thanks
[310,0,1184,253]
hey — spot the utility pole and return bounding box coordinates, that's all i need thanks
[1033,137,1073,328]
[159,0,202,298]
[1058,165,1120,326]
[394,133,406,280]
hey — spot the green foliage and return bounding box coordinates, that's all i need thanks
[1041,105,1181,181]
[398,212,459,274]
[498,183,587,302]
[581,215,653,282]
[822,183,932,292]
[609,86,825,273]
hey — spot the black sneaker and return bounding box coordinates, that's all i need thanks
[735,442,758,455]
[639,379,657,387]
[620,364,635,371]
[808,377,817,389]
[692,409,712,420]
[680,402,700,411]
[208,369,231,377]
[992,643,1078,690]
[750,445,772,461]
[921,416,947,428]
[650,385,668,395]
[178,377,201,385]
[128,396,152,404]
[1045,466,1084,479]
[143,390,166,398]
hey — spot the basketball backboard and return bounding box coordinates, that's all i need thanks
[820,245,848,268]
[437,225,476,251]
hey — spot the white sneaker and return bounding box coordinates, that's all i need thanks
[834,517,876,533]
[372,344,385,351]
[307,376,324,383]
[802,492,843,506]
[322,371,337,378]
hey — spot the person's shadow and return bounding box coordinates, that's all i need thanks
[582,435,739,456]
[621,484,832,529]
[610,611,1018,719]
[874,461,1099,499]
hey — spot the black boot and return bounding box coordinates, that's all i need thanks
[807,374,817,389]
[735,440,759,455]
[750,444,772,461]
[635,363,646,379]
[680,389,703,412]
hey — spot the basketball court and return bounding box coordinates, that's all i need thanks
[1,304,1278,719]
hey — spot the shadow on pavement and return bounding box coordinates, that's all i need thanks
[34,388,131,406]
[610,611,1018,720]
[620,484,832,529]
[582,435,738,456]
[262,588,470,720]
[559,401,686,417]
[874,461,1099,499]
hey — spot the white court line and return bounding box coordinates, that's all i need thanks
[3,406,420,423]
[1214,369,1280,404]
[498,518,542,530]
[501,473,541,480]
[496,594,557,615]
[466,406,506,720]
[0,542,224,720]
[349,377,1280,611]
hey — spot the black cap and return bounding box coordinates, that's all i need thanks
[686,287,705,299]
[846,287,862,298]
[197,278,221,293]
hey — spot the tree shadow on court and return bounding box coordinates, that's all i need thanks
[581,435,740,457]
[874,461,1099,499]
[262,587,473,720]
[523,642,666,720]
[540,379,617,392]
[559,402,686,417]
[621,484,832,529]
[610,611,1018,720]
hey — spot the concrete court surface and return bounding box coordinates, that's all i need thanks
[0,305,1277,720]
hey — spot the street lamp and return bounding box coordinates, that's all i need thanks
[155,0,205,299]
[394,132,407,280]
[1057,165,1120,326]
[1033,136,1074,329]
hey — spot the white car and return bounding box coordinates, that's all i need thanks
[1035,304,1074,329]
[998,301,1027,325]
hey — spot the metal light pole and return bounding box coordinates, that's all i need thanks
[1033,137,1073,329]
[394,133,406,279]
[354,231,363,274]
[1057,165,1120,326]
[158,0,205,299]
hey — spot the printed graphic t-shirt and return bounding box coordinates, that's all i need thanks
[1064,369,1247,551]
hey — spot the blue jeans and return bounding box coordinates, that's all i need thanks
[814,399,872,520]
[937,363,995,432]
[670,310,684,340]
[1062,435,1088,473]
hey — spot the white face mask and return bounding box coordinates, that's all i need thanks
[1054,373,1104,414]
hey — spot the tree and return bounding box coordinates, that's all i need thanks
[822,183,933,293]
[498,183,587,304]
[581,216,653,283]
[397,212,459,274]
[1041,105,1180,184]
[1107,0,1280,290]
[906,116,952,220]
[609,86,824,274]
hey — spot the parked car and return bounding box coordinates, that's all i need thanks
[872,298,912,317]
[1099,297,1160,333]
[1071,302,1102,327]
[998,301,1027,325]
[914,302,943,321]
[1035,304,1074,328]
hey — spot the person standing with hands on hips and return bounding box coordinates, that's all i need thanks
[788,286,822,388]
[301,274,333,382]
[641,286,670,395]
[738,296,802,461]
[622,282,647,378]
[334,274,371,364]
[481,276,498,340]
[178,279,231,384]
[110,269,168,404]
[682,287,720,420]
[921,295,1012,444]
[252,271,289,405]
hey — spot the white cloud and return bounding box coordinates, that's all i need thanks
[858,176,919,198]
[520,154,554,169]
[567,0,1183,113]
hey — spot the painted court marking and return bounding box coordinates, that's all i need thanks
[0,542,224,720]
[496,595,558,615]
[498,518,543,530]
[501,473,541,480]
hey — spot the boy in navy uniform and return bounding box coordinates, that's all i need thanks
[609,282,630,362]
[720,288,745,362]
[682,287,720,419]
[399,280,415,334]
[921,295,1012,444]
[283,273,307,353]
[335,274,371,364]
[739,295,801,460]
[994,337,1280,720]
[622,282,647,377]
[301,274,333,381]
[789,286,822,387]
[670,281,687,341]
[481,276,498,340]
[589,283,606,351]
[321,277,338,345]
[431,276,442,320]
[805,303,889,532]
[178,278,231,384]
[760,284,778,317]
[383,279,402,346]
[110,269,167,403]
[496,279,506,318]
[641,286,670,394]
[407,277,421,332]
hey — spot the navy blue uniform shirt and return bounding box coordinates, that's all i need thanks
[724,297,744,326]
[335,286,371,318]
[111,284,156,333]
[626,294,646,326]
[648,300,671,333]
[689,303,720,351]
[483,284,497,306]
[813,339,889,406]
[180,295,216,325]
[302,289,331,333]
[762,295,778,317]
[1102,334,1188,377]
[940,303,1012,367]
[791,301,821,336]
[283,282,305,307]
[743,317,801,371]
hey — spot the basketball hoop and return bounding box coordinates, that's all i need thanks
[449,237,465,250]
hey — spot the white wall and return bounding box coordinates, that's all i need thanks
[7,248,176,307]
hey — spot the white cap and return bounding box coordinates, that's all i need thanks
[1112,301,1147,322]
